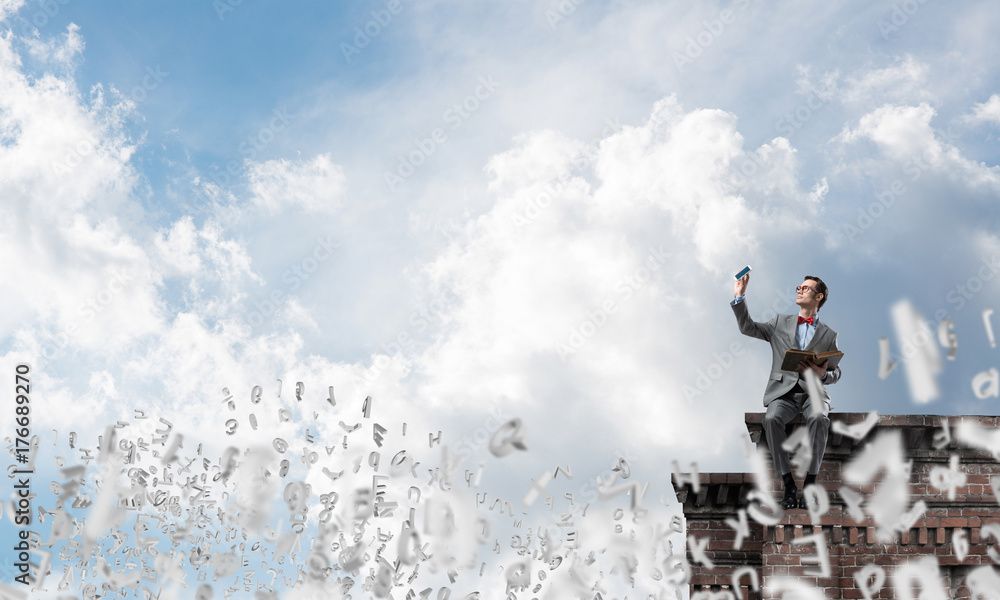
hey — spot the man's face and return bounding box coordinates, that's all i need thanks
[795,280,822,310]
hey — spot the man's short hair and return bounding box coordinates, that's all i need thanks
[804,275,828,310]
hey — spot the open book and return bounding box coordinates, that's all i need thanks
[780,349,844,372]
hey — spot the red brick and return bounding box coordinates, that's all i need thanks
[963,507,993,517]
[787,514,812,526]
[832,525,843,544]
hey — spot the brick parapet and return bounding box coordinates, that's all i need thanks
[679,413,1000,599]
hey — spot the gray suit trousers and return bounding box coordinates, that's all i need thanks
[763,388,830,477]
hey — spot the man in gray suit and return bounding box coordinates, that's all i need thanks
[731,273,842,510]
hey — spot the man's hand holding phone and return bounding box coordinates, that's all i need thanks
[734,273,749,298]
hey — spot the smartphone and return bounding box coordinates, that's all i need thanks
[734,265,752,280]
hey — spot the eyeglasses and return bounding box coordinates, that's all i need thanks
[796,285,815,294]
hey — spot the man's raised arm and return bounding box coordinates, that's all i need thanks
[730,273,775,342]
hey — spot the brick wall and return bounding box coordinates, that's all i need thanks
[675,414,1000,600]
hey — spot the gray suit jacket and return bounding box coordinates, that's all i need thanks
[731,298,842,406]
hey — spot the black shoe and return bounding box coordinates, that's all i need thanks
[781,489,798,510]
[799,480,823,509]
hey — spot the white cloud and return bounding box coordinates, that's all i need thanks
[410,96,830,462]
[793,56,935,114]
[0,20,161,353]
[197,219,264,288]
[24,22,84,66]
[153,216,203,276]
[837,103,938,159]
[83,369,117,403]
[0,0,23,20]
[247,153,347,214]
[965,94,1000,126]
[840,55,931,107]
[837,102,1000,188]
[0,19,428,455]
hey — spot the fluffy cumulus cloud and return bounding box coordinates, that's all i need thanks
[0,15,458,486]
[966,94,1000,126]
[834,101,1000,206]
[410,96,830,464]
[0,23,160,363]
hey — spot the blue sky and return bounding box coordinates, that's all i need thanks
[2,0,1000,597]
